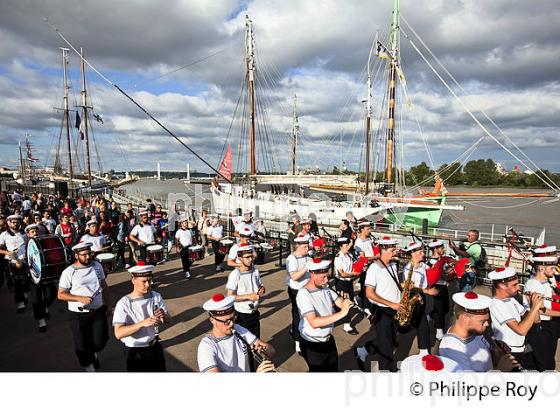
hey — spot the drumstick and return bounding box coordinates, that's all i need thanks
[78,287,103,311]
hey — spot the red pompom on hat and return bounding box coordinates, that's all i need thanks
[212,293,225,302]
[465,291,478,299]
[136,260,146,266]
[422,355,444,371]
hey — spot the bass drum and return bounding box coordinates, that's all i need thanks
[27,235,68,284]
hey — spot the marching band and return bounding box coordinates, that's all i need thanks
[1,190,560,374]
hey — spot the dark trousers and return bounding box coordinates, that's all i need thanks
[116,240,126,266]
[365,306,398,372]
[68,305,109,367]
[211,241,225,267]
[287,287,301,341]
[527,321,556,371]
[415,294,434,351]
[10,265,29,304]
[138,244,147,262]
[512,351,538,371]
[432,284,449,330]
[125,341,166,372]
[300,336,339,372]
[358,271,366,308]
[179,246,192,273]
[0,258,7,288]
[236,310,261,338]
[30,281,56,320]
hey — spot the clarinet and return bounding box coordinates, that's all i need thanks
[327,284,375,322]
[484,333,523,372]
[233,330,278,372]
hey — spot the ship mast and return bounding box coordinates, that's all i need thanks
[80,47,92,187]
[246,15,257,177]
[290,94,299,175]
[61,47,74,180]
[364,38,375,195]
[385,0,399,192]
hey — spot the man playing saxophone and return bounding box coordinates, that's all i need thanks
[354,236,404,372]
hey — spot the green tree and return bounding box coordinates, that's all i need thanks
[437,162,464,186]
[463,159,501,186]
[407,162,433,185]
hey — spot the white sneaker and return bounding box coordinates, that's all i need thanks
[38,318,47,332]
[16,301,25,312]
[83,364,96,372]
[364,308,372,317]
[125,264,131,269]
[295,341,301,354]
[185,271,191,279]
[215,266,221,272]
[419,349,429,356]
[435,328,444,340]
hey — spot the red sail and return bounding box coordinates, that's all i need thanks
[217,144,232,181]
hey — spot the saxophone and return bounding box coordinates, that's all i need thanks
[394,262,423,327]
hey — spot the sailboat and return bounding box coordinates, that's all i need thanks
[210,13,462,226]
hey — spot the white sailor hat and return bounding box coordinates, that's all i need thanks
[452,291,491,314]
[24,224,39,232]
[238,226,254,237]
[400,354,459,373]
[357,219,371,228]
[488,266,517,283]
[86,219,98,226]
[139,210,149,217]
[301,215,312,224]
[128,261,155,276]
[294,233,310,244]
[428,239,444,249]
[237,245,254,257]
[531,256,558,266]
[533,244,557,257]
[7,214,22,221]
[243,209,252,215]
[179,215,190,223]
[404,242,423,253]
[378,236,398,247]
[72,242,93,252]
[307,259,330,274]
[203,293,236,316]
[337,237,351,246]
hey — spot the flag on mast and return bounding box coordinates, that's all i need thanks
[217,144,232,181]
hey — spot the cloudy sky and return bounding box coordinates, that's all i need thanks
[0,0,559,175]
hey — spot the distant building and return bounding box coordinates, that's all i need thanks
[495,162,508,175]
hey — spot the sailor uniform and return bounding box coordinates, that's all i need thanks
[285,253,309,342]
[197,324,257,372]
[207,224,225,269]
[0,229,29,308]
[523,275,556,371]
[428,256,450,333]
[400,353,460,372]
[226,267,263,337]
[296,286,341,372]
[334,251,355,329]
[80,233,107,253]
[363,261,402,371]
[130,223,157,260]
[112,290,168,372]
[404,261,433,351]
[175,228,193,275]
[58,258,108,369]
[439,334,492,372]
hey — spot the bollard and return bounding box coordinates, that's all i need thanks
[422,218,428,235]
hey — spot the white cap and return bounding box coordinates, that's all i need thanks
[179,216,190,223]
[404,242,422,253]
[86,219,98,226]
[357,219,371,228]
[301,215,312,224]
[238,226,254,237]
[72,242,93,252]
[237,245,254,256]
[452,291,491,314]
[307,259,330,273]
[487,266,517,282]
[531,256,558,266]
[337,237,351,245]
[294,233,310,244]
[24,224,39,232]
[428,239,444,249]
[243,209,252,215]
[400,354,459,373]
[139,210,149,216]
[128,261,155,276]
[533,244,557,257]
[378,236,398,246]
[203,293,235,315]
[7,214,22,221]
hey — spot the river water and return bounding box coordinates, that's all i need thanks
[123,179,560,244]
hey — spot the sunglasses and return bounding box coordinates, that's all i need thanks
[212,314,237,325]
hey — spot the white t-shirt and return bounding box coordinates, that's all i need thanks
[364,261,401,307]
[58,261,106,312]
[523,278,552,321]
[0,231,25,262]
[197,324,257,372]
[334,252,353,281]
[439,333,492,372]
[285,253,309,290]
[22,199,32,211]
[403,262,428,289]
[490,297,527,352]
[175,228,193,247]
[207,225,223,240]
[112,291,168,347]
[226,268,263,314]
[354,237,374,257]
[130,224,157,244]
[42,218,56,234]
[297,287,340,342]
[80,234,107,252]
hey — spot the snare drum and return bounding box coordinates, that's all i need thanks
[96,253,116,274]
[27,235,68,284]
[147,244,164,264]
[189,245,205,261]
[218,239,234,255]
